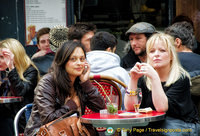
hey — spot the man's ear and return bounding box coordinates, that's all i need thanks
[106,47,116,53]
[174,38,182,48]
[105,47,112,52]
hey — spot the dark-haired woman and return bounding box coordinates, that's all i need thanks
[24,41,105,136]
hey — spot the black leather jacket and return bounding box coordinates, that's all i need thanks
[0,65,39,132]
[8,66,39,106]
[24,73,105,136]
[0,65,38,115]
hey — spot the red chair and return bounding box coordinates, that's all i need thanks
[84,75,127,114]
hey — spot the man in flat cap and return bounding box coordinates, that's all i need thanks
[120,22,156,70]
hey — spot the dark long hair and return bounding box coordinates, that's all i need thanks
[49,40,86,101]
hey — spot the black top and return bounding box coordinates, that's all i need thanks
[138,76,199,123]
[193,40,200,55]
[120,49,140,70]
[178,52,200,73]
[32,53,54,76]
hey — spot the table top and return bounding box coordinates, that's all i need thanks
[0,96,23,104]
[81,110,165,129]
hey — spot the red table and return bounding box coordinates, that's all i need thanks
[81,110,165,130]
[0,96,23,104]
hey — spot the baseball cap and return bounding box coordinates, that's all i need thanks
[49,25,69,52]
[126,22,156,35]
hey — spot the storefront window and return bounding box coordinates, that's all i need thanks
[74,0,172,58]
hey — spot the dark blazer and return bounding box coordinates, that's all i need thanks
[120,49,140,70]
[32,53,54,76]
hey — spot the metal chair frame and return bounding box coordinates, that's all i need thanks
[14,103,33,136]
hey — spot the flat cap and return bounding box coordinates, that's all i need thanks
[126,22,156,35]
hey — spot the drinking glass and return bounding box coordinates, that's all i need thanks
[106,95,118,114]
[133,88,142,113]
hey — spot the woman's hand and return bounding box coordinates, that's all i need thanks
[138,63,159,80]
[1,48,15,71]
[129,62,144,80]
[79,61,90,83]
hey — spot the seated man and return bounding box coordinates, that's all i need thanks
[68,22,96,52]
[32,26,69,76]
[31,27,54,76]
[120,22,156,71]
[165,21,200,77]
[31,27,51,59]
[87,31,130,109]
[165,21,200,119]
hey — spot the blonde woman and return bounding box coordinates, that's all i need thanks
[124,33,199,136]
[0,38,40,136]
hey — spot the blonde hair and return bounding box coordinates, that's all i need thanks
[145,33,190,90]
[0,38,40,81]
